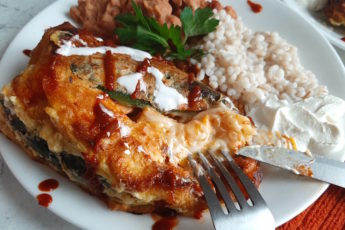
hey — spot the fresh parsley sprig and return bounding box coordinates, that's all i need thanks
[115,0,219,60]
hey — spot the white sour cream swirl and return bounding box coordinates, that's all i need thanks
[117,73,147,94]
[147,67,187,111]
[56,35,152,61]
[246,95,345,155]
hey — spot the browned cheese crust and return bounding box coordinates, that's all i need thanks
[0,22,261,217]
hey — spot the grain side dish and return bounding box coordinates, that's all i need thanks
[194,9,327,104]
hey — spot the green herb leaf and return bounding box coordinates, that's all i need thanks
[98,86,151,108]
[181,7,219,42]
[131,0,150,30]
[136,25,169,49]
[167,25,184,53]
[168,48,204,60]
[116,13,138,27]
[147,19,170,39]
[114,1,219,60]
[115,26,137,44]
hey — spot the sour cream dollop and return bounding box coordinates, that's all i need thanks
[246,95,345,155]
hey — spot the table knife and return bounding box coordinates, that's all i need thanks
[237,146,345,188]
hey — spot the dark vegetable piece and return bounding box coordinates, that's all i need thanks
[189,81,221,103]
[10,118,27,134]
[61,153,86,177]
[0,99,27,134]
[0,99,11,116]
[27,136,60,168]
[98,176,111,189]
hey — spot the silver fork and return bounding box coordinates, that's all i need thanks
[188,151,275,230]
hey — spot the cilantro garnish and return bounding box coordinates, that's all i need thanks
[115,0,219,60]
[180,7,219,43]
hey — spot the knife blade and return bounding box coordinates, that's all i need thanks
[238,145,345,188]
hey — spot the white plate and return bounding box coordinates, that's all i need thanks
[284,0,345,51]
[0,0,345,229]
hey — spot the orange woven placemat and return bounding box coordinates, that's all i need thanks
[278,185,345,230]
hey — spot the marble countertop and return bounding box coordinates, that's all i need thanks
[0,1,344,230]
[0,1,79,229]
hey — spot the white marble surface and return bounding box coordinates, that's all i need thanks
[0,1,345,230]
[0,1,79,229]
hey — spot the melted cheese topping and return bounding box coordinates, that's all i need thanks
[0,26,260,215]
[138,104,255,164]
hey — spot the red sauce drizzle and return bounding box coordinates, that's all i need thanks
[38,179,59,192]
[152,217,178,230]
[42,56,59,92]
[188,85,202,108]
[104,51,116,90]
[247,0,262,13]
[92,97,120,151]
[191,64,200,76]
[83,153,99,168]
[194,210,203,220]
[36,194,52,208]
[131,81,142,99]
[104,38,117,47]
[72,95,120,153]
[77,30,104,47]
[174,60,200,76]
[113,34,120,44]
[137,58,151,73]
[342,37,345,42]
[188,73,195,83]
[23,49,32,57]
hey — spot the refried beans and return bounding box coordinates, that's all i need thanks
[70,0,236,38]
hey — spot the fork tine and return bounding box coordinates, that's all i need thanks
[222,151,265,206]
[211,151,249,209]
[188,155,224,219]
[197,152,239,214]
